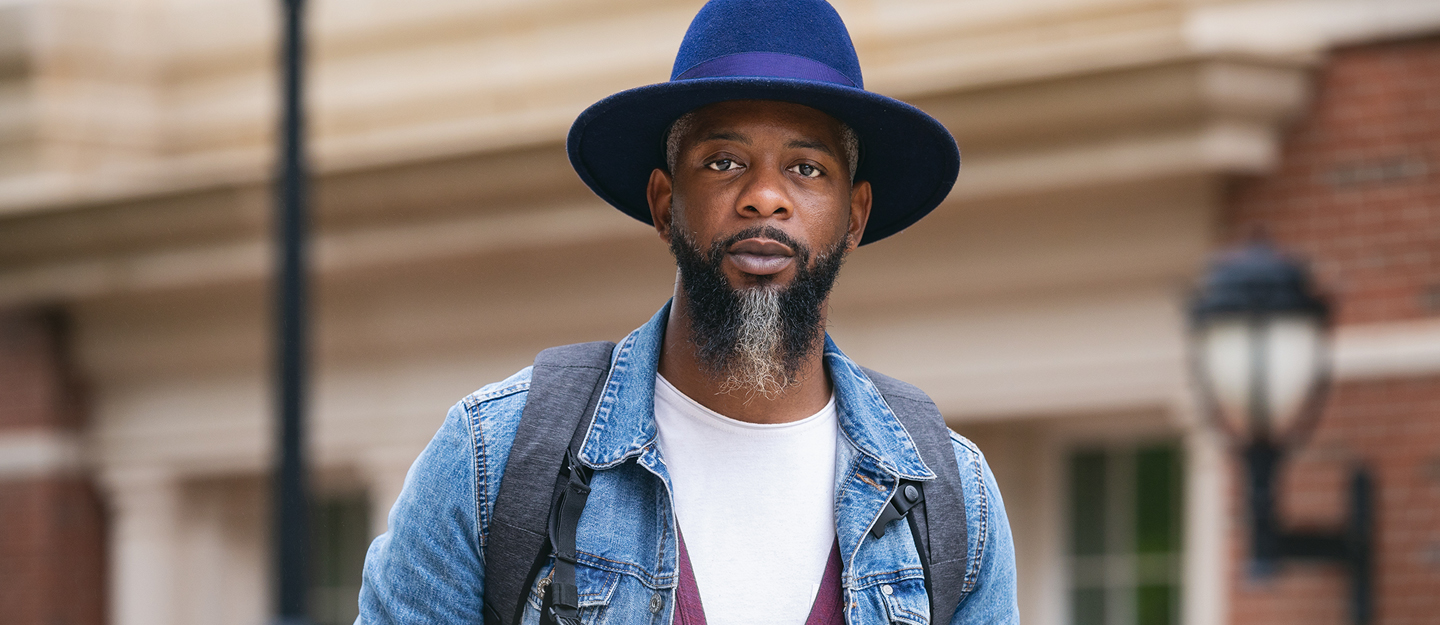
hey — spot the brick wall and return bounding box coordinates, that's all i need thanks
[1226,35,1440,326]
[1228,377,1440,625]
[0,310,106,625]
[1225,35,1440,625]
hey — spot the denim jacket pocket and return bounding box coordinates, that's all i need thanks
[879,577,931,625]
[523,561,624,624]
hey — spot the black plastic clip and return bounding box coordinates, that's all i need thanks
[870,480,925,539]
[540,449,593,625]
[542,581,581,625]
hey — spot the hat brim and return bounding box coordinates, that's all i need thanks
[566,77,960,246]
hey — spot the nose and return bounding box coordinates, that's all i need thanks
[735,166,792,220]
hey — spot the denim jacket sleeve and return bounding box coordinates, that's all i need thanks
[358,369,533,625]
[950,432,1020,625]
[357,401,485,624]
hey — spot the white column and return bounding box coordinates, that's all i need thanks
[104,468,181,625]
[1181,410,1230,625]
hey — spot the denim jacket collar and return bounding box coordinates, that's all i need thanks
[576,301,936,481]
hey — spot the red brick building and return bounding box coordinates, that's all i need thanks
[0,4,1437,625]
[0,311,106,625]
[1226,36,1440,625]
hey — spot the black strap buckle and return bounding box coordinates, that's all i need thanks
[540,449,593,625]
[868,479,936,609]
[542,581,581,625]
[870,480,925,539]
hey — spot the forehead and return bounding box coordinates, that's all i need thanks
[678,100,846,145]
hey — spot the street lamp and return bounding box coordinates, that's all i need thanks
[1188,240,1373,625]
[272,0,312,624]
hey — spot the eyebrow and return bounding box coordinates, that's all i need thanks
[786,138,837,158]
[694,131,837,158]
[696,131,750,144]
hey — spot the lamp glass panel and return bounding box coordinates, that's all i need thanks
[1263,315,1325,438]
[1198,317,1253,437]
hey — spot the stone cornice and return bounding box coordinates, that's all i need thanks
[1,0,1438,307]
[0,55,1312,306]
[7,0,1436,219]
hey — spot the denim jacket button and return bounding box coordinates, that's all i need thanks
[881,584,894,596]
[650,592,663,613]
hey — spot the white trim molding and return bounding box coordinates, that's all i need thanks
[1334,318,1440,380]
[0,429,85,479]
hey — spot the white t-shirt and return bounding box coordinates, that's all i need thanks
[653,374,839,625]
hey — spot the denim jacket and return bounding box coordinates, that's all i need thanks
[358,304,1018,624]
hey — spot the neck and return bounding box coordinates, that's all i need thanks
[657,291,833,425]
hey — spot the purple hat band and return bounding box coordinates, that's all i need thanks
[673,52,859,88]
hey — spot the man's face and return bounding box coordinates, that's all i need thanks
[649,100,871,289]
[647,100,873,397]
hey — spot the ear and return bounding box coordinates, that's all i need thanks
[845,180,873,251]
[648,168,675,243]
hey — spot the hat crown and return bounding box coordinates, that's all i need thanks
[670,0,864,89]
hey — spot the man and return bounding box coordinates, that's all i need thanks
[359,1,1018,624]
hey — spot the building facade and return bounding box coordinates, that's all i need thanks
[1223,36,1440,625]
[0,1,1437,625]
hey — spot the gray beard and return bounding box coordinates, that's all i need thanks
[669,224,849,401]
[720,286,788,399]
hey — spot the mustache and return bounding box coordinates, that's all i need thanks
[713,225,809,264]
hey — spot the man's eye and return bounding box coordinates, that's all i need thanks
[707,159,738,171]
[792,163,822,178]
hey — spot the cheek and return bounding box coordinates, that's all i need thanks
[668,204,718,251]
[673,189,735,235]
[827,211,858,251]
[801,191,854,237]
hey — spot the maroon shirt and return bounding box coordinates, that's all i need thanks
[674,530,845,625]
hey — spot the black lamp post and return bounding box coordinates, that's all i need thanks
[272,0,311,623]
[1188,241,1373,625]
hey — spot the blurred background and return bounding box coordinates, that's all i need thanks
[1,1,1438,624]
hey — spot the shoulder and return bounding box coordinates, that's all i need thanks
[857,365,1012,595]
[946,430,985,483]
[382,366,539,532]
[431,366,536,548]
[358,367,538,622]
[946,429,1019,619]
[454,366,534,454]
[461,366,534,410]
[944,430,990,593]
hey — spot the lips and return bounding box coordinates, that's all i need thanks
[726,237,795,276]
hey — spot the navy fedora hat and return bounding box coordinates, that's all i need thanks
[566,0,960,246]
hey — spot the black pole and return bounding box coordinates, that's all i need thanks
[1244,442,1374,625]
[1348,468,1374,625]
[1244,442,1282,571]
[273,0,311,623]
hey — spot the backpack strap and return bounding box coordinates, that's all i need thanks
[862,366,970,624]
[483,341,615,625]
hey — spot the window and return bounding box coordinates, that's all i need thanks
[310,493,371,625]
[1069,444,1184,625]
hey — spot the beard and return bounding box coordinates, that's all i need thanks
[669,224,849,399]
